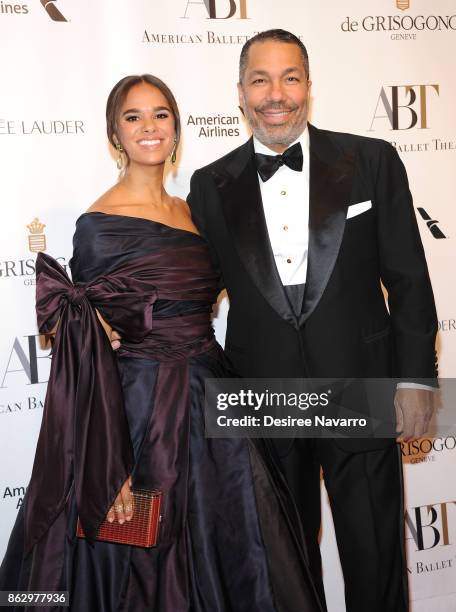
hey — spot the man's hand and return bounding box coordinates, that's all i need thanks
[106,476,133,524]
[111,330,121,351]
[395,388,434,442]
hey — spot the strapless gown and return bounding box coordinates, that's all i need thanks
[0,213,322,612]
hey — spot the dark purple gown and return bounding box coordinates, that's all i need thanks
[0,213,321,612]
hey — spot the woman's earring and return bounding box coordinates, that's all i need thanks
[115,143,124,170]
[171,138,177,165]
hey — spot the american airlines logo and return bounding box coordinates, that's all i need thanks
[417,208,447,239]
[40,0,67,22]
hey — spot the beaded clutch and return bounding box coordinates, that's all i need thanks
[76,488,162,548]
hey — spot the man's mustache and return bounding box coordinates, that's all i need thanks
[255,102,299,113]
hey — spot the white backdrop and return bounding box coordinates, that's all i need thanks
[1,1,455,610]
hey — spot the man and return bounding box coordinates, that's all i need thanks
[187,30,437,612]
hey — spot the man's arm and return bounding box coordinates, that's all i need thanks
[375,141,438,380]
[374,141,438,439]
[394,387,435,442]
[187,170,208,239]
[187,169,223,283]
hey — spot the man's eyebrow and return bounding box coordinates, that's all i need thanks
[281,66,302,75]
[248,69,269,77]
[247,66,302,77]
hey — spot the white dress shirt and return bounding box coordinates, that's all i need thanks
[254,129,310,286]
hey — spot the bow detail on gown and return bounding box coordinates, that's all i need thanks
[25,252,162,551]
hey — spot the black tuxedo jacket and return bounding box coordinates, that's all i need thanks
[188,124,438,451]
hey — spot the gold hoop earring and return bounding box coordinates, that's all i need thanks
[115,143,124,170]
[171,138,177,165]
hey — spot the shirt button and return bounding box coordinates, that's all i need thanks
[283,225,288,231]
[286,258,292,264]
[280,190,287,196]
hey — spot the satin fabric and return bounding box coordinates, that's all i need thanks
[254,142,303,182]
[0,213,321,612]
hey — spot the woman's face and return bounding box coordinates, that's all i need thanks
[115,82,176,167]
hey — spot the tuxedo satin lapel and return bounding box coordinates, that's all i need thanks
[300,130,355,326]
[213,140,296,327]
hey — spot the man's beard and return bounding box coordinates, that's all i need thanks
[243,100,308,148]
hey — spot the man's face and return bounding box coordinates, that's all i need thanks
[238,40,311,153]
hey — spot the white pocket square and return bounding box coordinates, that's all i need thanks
[346,200,372,219]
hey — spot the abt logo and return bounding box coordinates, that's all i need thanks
[0,335,51,388]
[182,0,248,19]
[406,500,456,551]
[40,0,67,22]
[417,208,447,239]
[369,84,439,131]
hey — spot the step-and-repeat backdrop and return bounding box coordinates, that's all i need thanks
[0,1,455,610]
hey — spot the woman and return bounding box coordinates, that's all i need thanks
[0,75,322,612]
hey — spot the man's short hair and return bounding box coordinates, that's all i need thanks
[239,29,310,83]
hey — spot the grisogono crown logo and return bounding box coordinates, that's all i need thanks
[369,84,439,131]
[41,0,67,22]
[27,218,46,252]
[396,0,410,10]
[182,0,248,19]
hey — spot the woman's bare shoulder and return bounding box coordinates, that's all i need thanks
[86,185,126,214]
[170,196,200,234]
[172,196,192,216]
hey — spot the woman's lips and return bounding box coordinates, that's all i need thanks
[137,138,161,148]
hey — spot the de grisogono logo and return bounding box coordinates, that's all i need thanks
[402,437,455,463]
[369,84,439,131]
[181,0,248,19]
[341,0,456,40]
[27,218,47,252]
[0,218,68,286]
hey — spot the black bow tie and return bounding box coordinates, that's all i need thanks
[255,142,303,182]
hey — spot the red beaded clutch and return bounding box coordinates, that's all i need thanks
[76,489,162,548]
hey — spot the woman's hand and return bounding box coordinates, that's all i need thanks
[111,330,121,350]
[106,476,133,524]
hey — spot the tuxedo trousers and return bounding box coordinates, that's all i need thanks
[275,439,408,612]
